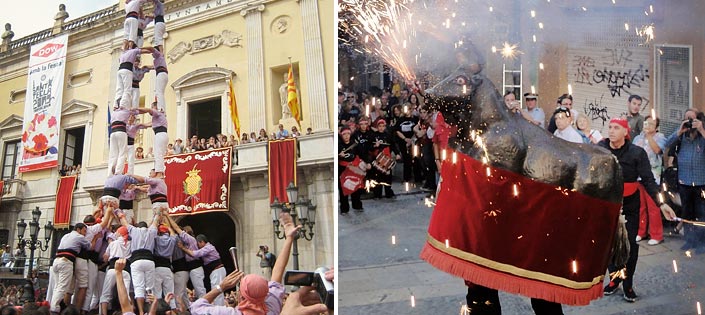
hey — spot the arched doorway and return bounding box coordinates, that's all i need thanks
[177,212,237,288]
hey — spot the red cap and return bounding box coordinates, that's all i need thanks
[158,225,169,234]
[373,117,387,127]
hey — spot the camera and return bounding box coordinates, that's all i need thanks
[284,267,334,310]
[259,245,265,250]
[684,118,694,130]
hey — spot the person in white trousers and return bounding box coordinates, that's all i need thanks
[163,214,198,306]
[136,11,153,49]
[152,0,166,53]
[151,49,168,112]
[178,235,227,306]
[115,47,151,111]
[118,206,159,315]
[108,106,138,176]
[76,213,112,313]
[153,222,178,309]
[123,0,147,50]
[50,223,91,313]
[131,59,153,111]
[100,224,132,315]
[165,216,207,300]
[139,103,168,175]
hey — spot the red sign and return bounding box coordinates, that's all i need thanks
[32,43,65,58]
[165,148,232,215]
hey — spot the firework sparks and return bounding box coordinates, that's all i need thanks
[651,108,656,120]
[410,295,416,307]
[686,250,692,257]
[452,152,458,164]
[624,23,629,31]
[405,182,410,191]
[365,180,391,192]
[698,301,702,315]
[697,76,700,84]
[568,84,573,96]
[539,62,544,70]
[673,260,678,273]
[513,184,519,197]
[392,235,396,244]
[572,260,578,273]
[413,145,419,157]
[445,239,450,248]
[500,42,522,60]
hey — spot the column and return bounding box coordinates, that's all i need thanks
[241,5,267,133]
[221,85,234,137]
[298,0,329,131]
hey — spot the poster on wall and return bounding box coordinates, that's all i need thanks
[19,35,68,173]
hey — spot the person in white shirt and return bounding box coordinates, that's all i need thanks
[576,115,603,144]
[553,107,584,144]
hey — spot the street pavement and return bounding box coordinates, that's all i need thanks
[339,181,705,315]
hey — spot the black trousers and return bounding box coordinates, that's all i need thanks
[608,192,640,289]
[421,142,437,190]
[338,182,362,213]
[466,283,564,315]
[370,168,394,198]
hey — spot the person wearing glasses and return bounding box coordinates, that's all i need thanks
[552,107,583,144]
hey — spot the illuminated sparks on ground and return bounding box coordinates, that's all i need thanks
[410,295,416,307]
[673,259,678,273]
[452,152,458,164]
[460,304,470,315]
[609,268,627,281]
[698,301,702,315]
[445,239,450,248]
[365,180,390,192]
[572,260,578,273]
[424,197,436,207]
[539,62,544,70]
[392,235,396,244]
[513,184,519,197]
[405,182,410,192]
[502,42,523,59]
[686,250,692,257]
[350,76,355,81]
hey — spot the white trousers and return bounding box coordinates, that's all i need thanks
[130,259,155,298]
[154,266,176,309]
[115,69,134,109]
[50,258,74,313]
[74,258,89,288]
[137,36,144,49]
[108,131,128,175]
[90,269,105,310]
[209,267,227,306]
[173,270,189,307]
[154,131,168,172]
[155,72,168,111]
[81,260,99,311]
[154,22,165,47]
[132,87,141,110]
[46,265,54,305]
[123,18,138,44]
[99,269,132,305]
[127,144,136,175]
[189,266,206,299]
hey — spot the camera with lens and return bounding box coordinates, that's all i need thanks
[684,118,694,130]
[284,267,334,310]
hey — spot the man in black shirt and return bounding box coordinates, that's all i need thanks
[394,110,419,182]
[599,118,675,303]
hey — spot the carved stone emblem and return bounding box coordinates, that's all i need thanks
[271,16,291,34]
[167,30,243,64]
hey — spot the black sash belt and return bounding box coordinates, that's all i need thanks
[119,199,133,210]
[129,249,154,263]
[111,121,127,133]
[137,28,144,37]
[103,187,121,199]
[127,137,135,145]
[56,250,78,263]
[107,257,131,272]
[156,66,168,74]
[154,256,171,269]
[155,15,165,23]
[153,126,167,134]
[150,193,167,203]
[203,259,223,277]
[132,80,140,88]
[119,62,133,71]
[172,258,188,272]
[126,12,138,19]
[186,259,203,271]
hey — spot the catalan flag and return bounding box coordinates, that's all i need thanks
[228,75,241,138]
[287,64,301,126]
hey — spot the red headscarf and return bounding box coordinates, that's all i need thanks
[609,118,631,139]
[237,274,269,315]
[116,226,129,245]
[158,225,169,234]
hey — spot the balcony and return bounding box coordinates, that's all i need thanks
[1,179,26,212]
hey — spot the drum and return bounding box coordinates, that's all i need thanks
[372,152,396,174]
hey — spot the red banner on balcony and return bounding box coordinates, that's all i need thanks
[54,175,77,229]
[165,147,232,216]
[268,139,297,203]
[0,180,4,204]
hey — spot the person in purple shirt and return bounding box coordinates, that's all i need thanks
[115,47,151,110]
[142,168,168,215]
[123,0,147,50]
[151,49,168,112]
[119,184,138,225]
[102,174,144,209]
[178,234,227,305]
[152,0,166,53]
[131,59,153,111]
[164,215,207,300]
[139,103,168,175]
[126,114,150,175]
[118,210,159,315]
